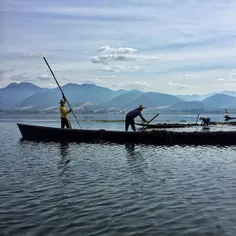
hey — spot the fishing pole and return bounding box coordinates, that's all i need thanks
[43,57,82,129]
[138,113,159,132]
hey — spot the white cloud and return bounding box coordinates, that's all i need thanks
[91,54,136,64]
[91,46,161,64]
[167,81,193,89]
[98,46,137,54]
[2,0,236,93]
[122,81,149,90]
[102,65,140,72]
[9,73,33,82]
[22,52,52,58]
[217,77,236,83]
[38,74,51,81]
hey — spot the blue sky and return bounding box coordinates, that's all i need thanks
[1,0,236,94]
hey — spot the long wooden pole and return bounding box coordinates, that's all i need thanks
[43,57,82,129]
[138,113,159,132]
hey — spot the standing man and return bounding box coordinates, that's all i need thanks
[125,105,147,131]
[60,97,72,129]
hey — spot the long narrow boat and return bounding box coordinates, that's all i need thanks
[225,116,236,121]
[17,123,236,145]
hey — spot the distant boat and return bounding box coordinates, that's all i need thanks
[136,121,236,129]
[224,116,236,121]
[224,109,236,120]
[17,123,236,146]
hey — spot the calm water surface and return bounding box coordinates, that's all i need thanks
[1,114,236,236]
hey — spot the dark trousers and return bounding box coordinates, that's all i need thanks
[61,118,72,129]
[125,116,136,131]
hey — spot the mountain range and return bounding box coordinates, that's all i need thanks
[1,82,236,113]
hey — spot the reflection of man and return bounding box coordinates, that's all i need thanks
[60,98,72,129]
[125,143,135,152]
[125,105,147,131]
[59,142,70,164]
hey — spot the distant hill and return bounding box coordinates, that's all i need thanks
[176,91,236,101]
[202,94,236,109]
[0,82,43,107]
[112,89,128,98]
[220,91,236,97]
[169,94,236,111]
[176,94,202,101]
[128,92,183,108]
[15,83,128,108]
[176,93,215,101]
[100,90,144,108]
[1,82,236,113]
[170,101,204,111]
[15,90,61,108]
[100,91,182,109]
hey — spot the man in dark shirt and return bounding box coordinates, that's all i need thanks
[199,116,211,126]
[224,109,230,119]
[125,105,147,131]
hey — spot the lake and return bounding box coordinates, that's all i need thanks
[0,113,236,236]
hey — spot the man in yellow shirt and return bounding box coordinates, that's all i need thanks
[60,98,72,129]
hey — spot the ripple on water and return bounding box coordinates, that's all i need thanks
[1,127,236,236]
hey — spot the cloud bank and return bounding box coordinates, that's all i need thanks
[1,0,236,94]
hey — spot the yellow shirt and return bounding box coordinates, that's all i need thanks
[60,105,71,118]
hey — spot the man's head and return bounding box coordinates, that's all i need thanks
[199,116,203,120]
[138,104,146,110]
[60,99,66,105]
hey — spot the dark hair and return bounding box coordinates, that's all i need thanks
[60,99,65,105]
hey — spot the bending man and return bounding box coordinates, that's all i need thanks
[125,105,147,131]
[199,116,211,126]
[60,98,72,129]
[224,109,230,119]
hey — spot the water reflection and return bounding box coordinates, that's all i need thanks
[125,143,144,159]
[124,143,149,194]
[125,143,136,156]
[58,142,70,168]
[58,142,73,186]
[125,143,146,172]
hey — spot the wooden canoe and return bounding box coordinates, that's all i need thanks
[17,123,236,145]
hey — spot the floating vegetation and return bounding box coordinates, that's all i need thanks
[75,119,236,125]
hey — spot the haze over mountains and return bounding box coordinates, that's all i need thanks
[1,82,236,113]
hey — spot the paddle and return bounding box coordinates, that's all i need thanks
[138,113,159,132]
[43,57,82,129]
